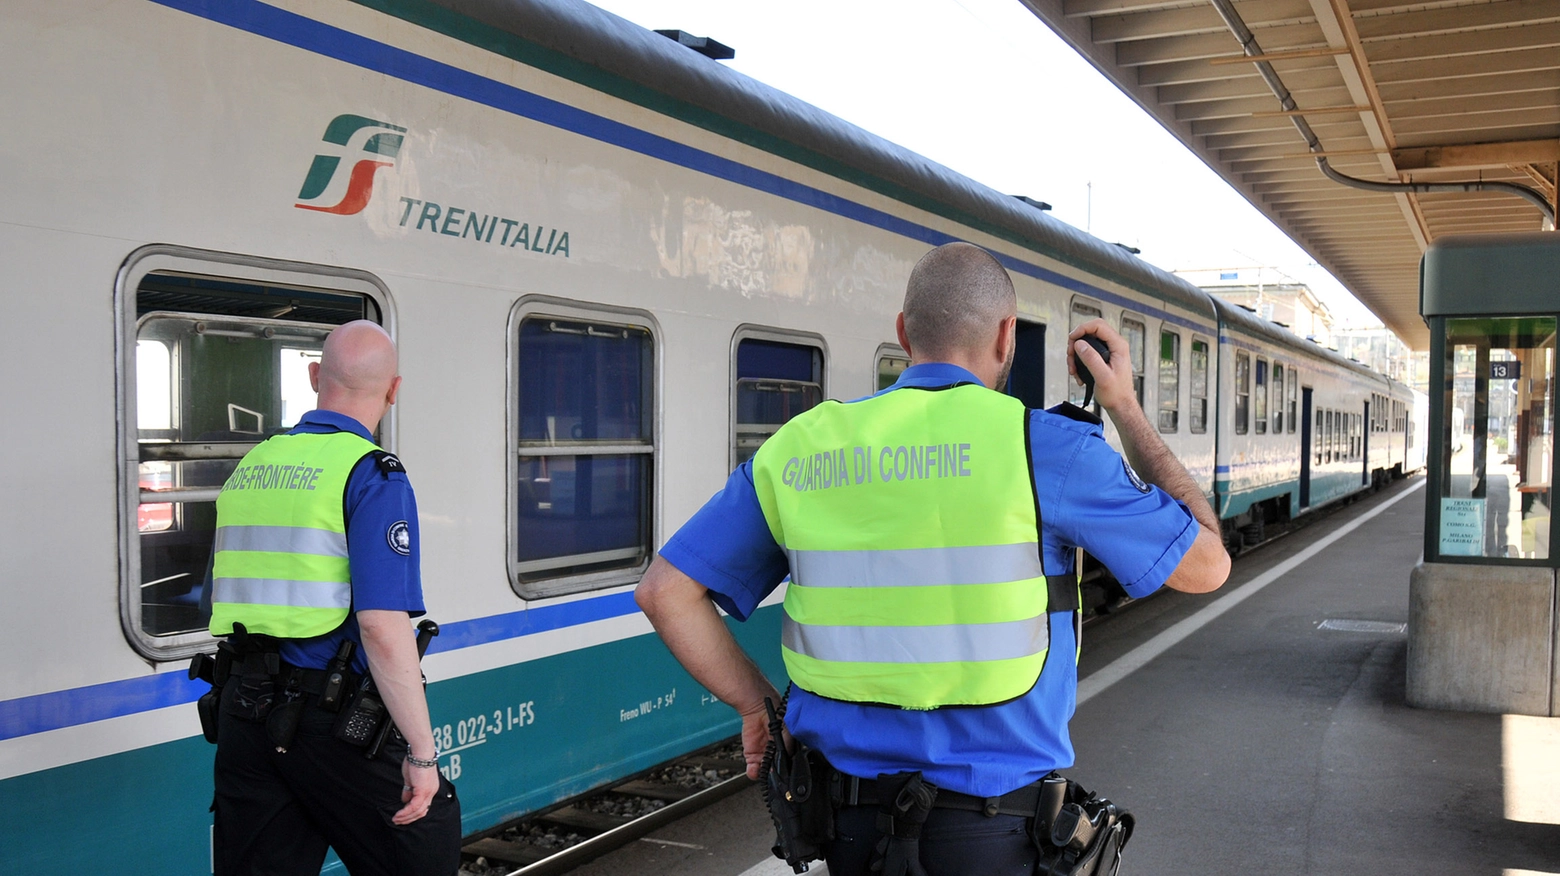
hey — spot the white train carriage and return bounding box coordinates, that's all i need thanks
[0,0,1416,871]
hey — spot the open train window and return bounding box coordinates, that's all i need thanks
[1068,300,1103,406]
[1254,357,1268,435]
[1234,351,1251,435]
[1121,317,1147,407]
[1158,330,1180,433]
[117,247,388,660]
[1272,364,1284,434]
[1006,321,1046,409]
[511,304,656,599]
[732,331,825,469]
[876,345,909,392]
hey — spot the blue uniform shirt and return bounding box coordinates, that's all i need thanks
[659,363,1198,796]
[275,410,425,673]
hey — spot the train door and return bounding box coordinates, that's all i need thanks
[1300,387,1314,508]
[1006,320,1045,408]
[1362,399,1370,486]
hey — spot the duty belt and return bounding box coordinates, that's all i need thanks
[232,654,360,700]
[838,772,1052,818]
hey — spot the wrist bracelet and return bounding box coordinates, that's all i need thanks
[405,752,439,769]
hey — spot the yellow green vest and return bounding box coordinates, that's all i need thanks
[752,384,1050,709]
[209,430,380,638]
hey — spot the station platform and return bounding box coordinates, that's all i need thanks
[575,476,1560,876]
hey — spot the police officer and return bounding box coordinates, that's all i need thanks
[636,243,1230,875]
[206,320,461,875]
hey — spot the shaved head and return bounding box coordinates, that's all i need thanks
[312,320,401,431]
[902,243,1016,362]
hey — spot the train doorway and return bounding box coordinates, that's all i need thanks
[1300,387,1314,508]
[1006,320,1045,408]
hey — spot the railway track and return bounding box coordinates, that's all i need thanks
[459,740,752,876]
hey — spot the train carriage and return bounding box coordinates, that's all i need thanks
[0,0,1418,872]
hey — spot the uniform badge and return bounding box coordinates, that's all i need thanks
[1123,459,1151,493]
[386,520,412,555]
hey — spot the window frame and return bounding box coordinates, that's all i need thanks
[729,325,829,472]
[1120,314,1148,408]
[507,296,662,601]
[1157,328,1181,434]
[115,245,395,661]
[1190,336,1211,435]
[874,343,909,394]
[1254,356,1269,435]
[1234,350,1251,435]
[1272,363,1284,434]
[1288,370,1298,433]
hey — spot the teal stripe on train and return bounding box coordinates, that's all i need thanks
[0,608,786,874]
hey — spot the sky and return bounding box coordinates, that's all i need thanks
[586,0,1383,327]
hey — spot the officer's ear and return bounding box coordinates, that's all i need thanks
[895,312,913,359]
[308,360,321,393]
[386,375,402,407]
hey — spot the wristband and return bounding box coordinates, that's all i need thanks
[405,752,439,769]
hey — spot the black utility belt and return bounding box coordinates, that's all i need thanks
[837,772,1045,818]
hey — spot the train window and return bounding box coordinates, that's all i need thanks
[1190,338,1209,434]
[1121,317,1147,406]
[513,313,655,597]
[1254,358,1268,435]
[1315,409,1325,467]
[1324,410,1334,463]
[733,335,824,468]
[1272,365,1284,433]
[1234,351,1251,435]
[877,347,909,392]
[120,253,383,660]
[1068,300,1103,406]
[1288,374,1298,433]
[1157,330,1179,433]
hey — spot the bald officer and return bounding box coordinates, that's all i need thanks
[636,243,1229,875]
[206,321,460,875]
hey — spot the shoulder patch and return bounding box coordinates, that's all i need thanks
[371,450,406,476]
[1123,459,1151,493]
[386,520,412,555]
[1050,401,1103,426]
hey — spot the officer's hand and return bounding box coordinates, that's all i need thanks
[394,755,440,825]
[1067,319,1137,412]
[739,702,792,781]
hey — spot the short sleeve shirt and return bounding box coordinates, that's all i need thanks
[275,410,425,673]
[658,363,1197,796]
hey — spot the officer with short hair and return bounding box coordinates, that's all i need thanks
[636,242,1230,875]
[204,320,461,875]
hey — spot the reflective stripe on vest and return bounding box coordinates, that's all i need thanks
[209,430,380,638]
[752,383,1049,710]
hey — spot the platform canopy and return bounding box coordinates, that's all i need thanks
[1021,0,1560,350]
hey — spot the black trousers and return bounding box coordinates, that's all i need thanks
[824,805,1038,876]
[212,681,462,876]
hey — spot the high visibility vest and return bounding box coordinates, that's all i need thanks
[209,430,380,638]
[752,383,1051,710]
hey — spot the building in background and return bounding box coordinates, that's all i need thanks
[1174,267,1334,345]
[1176,267,1426,392]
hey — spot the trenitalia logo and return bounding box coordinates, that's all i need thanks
[294,114,407,215]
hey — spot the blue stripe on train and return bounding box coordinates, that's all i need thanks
[146,0,1217,336]
[0,591,641,740]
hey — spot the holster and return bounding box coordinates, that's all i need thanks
[1032,778,1134,876]
[761,697,833,874]
[868,771,938,876]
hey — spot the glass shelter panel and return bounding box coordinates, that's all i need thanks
[1436,317,1554,561]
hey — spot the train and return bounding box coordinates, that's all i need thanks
[0,0,1422,871]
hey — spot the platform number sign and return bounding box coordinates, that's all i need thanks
[1489,361,1521,380]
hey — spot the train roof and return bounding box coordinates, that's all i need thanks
[1211,296,1389,385]
[422,0,1214,321]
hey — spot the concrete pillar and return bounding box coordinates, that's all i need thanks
[1407,562,1557,716]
